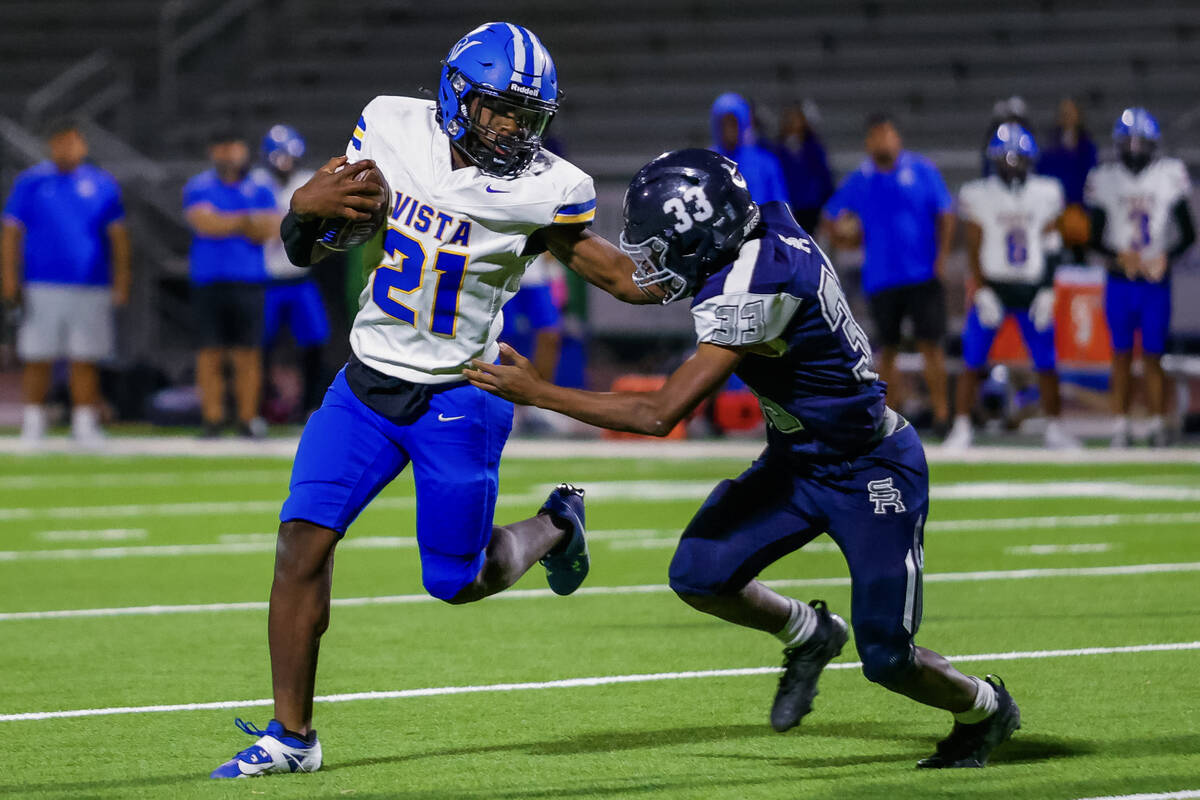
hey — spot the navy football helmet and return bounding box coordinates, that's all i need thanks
[262,124,305,172]
[1113,107,1160,173]
[621,149,760,304]
[987,122,1037,185]
[437,22,558,177]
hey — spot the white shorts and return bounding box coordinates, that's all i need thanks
[17,283,115,362]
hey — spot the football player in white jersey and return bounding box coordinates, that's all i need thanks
[212,22,652,778]
[257,124,332,421]
[945,123,1080,450]
[1085,108,1195,447]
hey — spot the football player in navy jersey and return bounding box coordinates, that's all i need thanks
[468,149,1021,768]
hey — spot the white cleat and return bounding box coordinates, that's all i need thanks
[1043,420,1082,451]
[210,719,322,778]
[942,417,973,450]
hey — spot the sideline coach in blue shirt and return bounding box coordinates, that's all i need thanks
[1,118,130,445]
[184,129,277,438]
[822,113,955,432]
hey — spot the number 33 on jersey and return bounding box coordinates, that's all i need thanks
[347,96,596,385]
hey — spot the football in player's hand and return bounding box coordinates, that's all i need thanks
[316,165,390,251]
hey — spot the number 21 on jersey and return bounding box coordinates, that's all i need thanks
[373,226,467,337]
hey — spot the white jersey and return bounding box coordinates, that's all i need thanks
[1084,157,1191,257]
[346,96,595,383]
[257,167,314,280]
[958,175,1064,285]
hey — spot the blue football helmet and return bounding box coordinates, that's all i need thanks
[621,149,761,304]
[987,122,1038,185]
[1113,107,1160,172]
[262,124,305,172]
[437,22,558,178]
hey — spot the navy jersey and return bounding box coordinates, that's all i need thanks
[691,202,888,460]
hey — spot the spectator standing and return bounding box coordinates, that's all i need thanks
[258,124,331,421]
[710,92,788,204]
[1,119,129,445]
[772,103,834,232]
[1037,99,1098,259]
[822,113,955,433]
[183,129,277,438]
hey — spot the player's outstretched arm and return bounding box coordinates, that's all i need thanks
[541,226,659,305]
[466,341,742,436]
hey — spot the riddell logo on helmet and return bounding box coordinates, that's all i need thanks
[508,82,539,97]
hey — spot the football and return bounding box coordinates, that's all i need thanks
[316,165,390,251]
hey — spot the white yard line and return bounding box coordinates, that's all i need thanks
[4,435,1200,463]
[35,529,148,542]
[3,560,1198,622]
[1076,792,1200,800]
[1,640,1195,723]
[6,510,1198,562]
[0,470,288,490]
[1005,544,1114,555]
[2,479,1200,523]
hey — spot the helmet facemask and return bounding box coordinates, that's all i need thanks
[1118,136,1156,174]
[994,151,1031,187]
[443,70,556,177]
[620,232,691,304]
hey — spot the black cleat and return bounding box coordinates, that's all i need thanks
[538,484,589,596]
[917,675,1021,768]
[769,600,849,732]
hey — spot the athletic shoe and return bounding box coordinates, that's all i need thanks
[770,600,849,732]
[538,484,589,596]
[942,417,973,450]
[1110,419,1131,449]
[1146,420,1169,448]
[198,422,224,440]
[1043,420,1082,450]
[210,718,322,778]
[917,676,1021,768]
[238,417,269,440]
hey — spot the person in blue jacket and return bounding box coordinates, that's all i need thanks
[711,92,788,205]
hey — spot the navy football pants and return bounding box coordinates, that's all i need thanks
[669,423,928,684]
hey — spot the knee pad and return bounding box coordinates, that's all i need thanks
[856,628,917,685]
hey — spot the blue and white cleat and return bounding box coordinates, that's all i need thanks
[539,484,589,596]
[210,718,322,778]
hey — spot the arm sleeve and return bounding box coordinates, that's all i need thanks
[692,290,801,347]
[1168,199,1196,261]
[929,164,954,213]
[822,173,858,219]
[100,179,126,227]
[182,176,207,210]
[1088,206,1116,258]
[2,176,30,225]
[280,211,324,268]
[550,177,597,226]
[346,104,374,160]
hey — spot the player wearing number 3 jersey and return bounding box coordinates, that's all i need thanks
[212,22,653,779]
[467,149,1021,769]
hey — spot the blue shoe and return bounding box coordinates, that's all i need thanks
[539,484,589,596]
[210,718,322,778]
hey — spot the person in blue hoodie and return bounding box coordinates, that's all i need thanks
[711,92,789,206]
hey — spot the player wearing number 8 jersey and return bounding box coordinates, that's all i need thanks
[945,122,1080,450]
[212,22,654,779]
[467,149,1021,769]
[1084,108,1195,447]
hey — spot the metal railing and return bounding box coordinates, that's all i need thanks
[23,50,133,136]
[158,0,267,122]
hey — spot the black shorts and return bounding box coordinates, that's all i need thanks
[192,282,265,348]
[867,278,946,348]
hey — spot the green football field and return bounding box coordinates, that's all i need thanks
[1,445,1199,799]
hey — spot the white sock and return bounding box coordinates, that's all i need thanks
[71,405,102,439]
[1113,416,1131,435]
[1147,415,1165,432]
[954,676,999,724]
[774,597,817,648]
[21,405,46,440]
[952,414,970,430]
